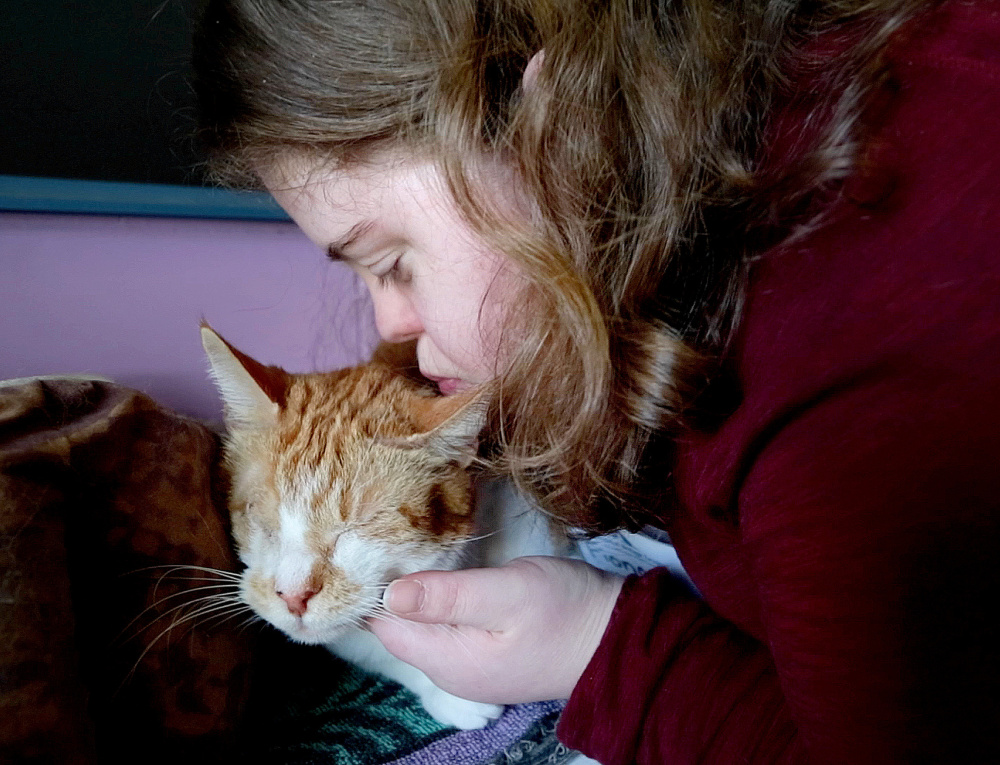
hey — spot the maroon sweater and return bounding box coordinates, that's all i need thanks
[558,3,1000,763]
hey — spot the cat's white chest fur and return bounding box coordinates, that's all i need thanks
[327,628,504,730]
[323,478,563,730]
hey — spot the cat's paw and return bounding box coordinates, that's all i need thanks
[419,688,504,730]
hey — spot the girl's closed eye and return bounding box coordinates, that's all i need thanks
[376,254,411,287]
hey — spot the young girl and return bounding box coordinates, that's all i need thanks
[193,0,1000,762]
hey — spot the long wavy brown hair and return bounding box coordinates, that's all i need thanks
[193,0,934,532]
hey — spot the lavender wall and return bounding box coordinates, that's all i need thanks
[1,212,378,420]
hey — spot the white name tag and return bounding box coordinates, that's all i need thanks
[577,526,698,594]
[476,478,698,594]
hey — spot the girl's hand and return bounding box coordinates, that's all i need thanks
[369,556,624,704]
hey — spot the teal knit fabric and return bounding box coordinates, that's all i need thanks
[240,639,577,765]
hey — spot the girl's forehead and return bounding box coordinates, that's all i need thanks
[262,152,471,258]
[266,148,433,189]
[264,152,446,213]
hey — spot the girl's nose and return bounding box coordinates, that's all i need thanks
[372,291,423,343]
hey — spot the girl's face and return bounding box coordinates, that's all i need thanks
[265,154,523,395]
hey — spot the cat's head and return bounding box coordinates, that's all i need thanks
[201,325,484,645]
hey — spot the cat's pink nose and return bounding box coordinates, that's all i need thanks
[277,588,317,617]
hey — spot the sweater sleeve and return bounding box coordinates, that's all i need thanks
[559,3,1000,761]
[558,357,1000,764]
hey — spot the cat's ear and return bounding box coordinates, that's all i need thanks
[200,323,289,429]
[403,390,488,467]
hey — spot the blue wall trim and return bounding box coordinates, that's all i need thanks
[0,175,290,221]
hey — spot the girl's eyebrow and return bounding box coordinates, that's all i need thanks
[326,220,375,261]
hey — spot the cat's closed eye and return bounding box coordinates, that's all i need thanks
[249,520,276,543]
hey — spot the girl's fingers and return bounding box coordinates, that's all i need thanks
[382,561,540,631]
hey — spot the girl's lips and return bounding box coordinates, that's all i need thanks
[436,378,464,395]
[421,372,466,396]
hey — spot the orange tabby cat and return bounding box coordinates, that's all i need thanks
[201,325,505,729]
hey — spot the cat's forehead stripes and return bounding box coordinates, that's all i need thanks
[271,366,431,476]
[259,364,454,537]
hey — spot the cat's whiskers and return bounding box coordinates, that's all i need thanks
[431,622,495,682]
[136,564,243,617]
[357,590,394,623]
[165,596,252,633]
[138,597,251,664]
[131,563,243,582]
[118,591,255,693]
[344,615,376,631]
[367,602,407,623]
[116,572,244,644]
[134,592,248,640]
[436,528,502,546]
[124,600,247,677]
[236,611,267,635]
[120,565,248,653]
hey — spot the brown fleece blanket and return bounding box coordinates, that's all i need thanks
[0,378,251,765]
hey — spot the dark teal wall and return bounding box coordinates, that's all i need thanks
[1,0,207,187]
